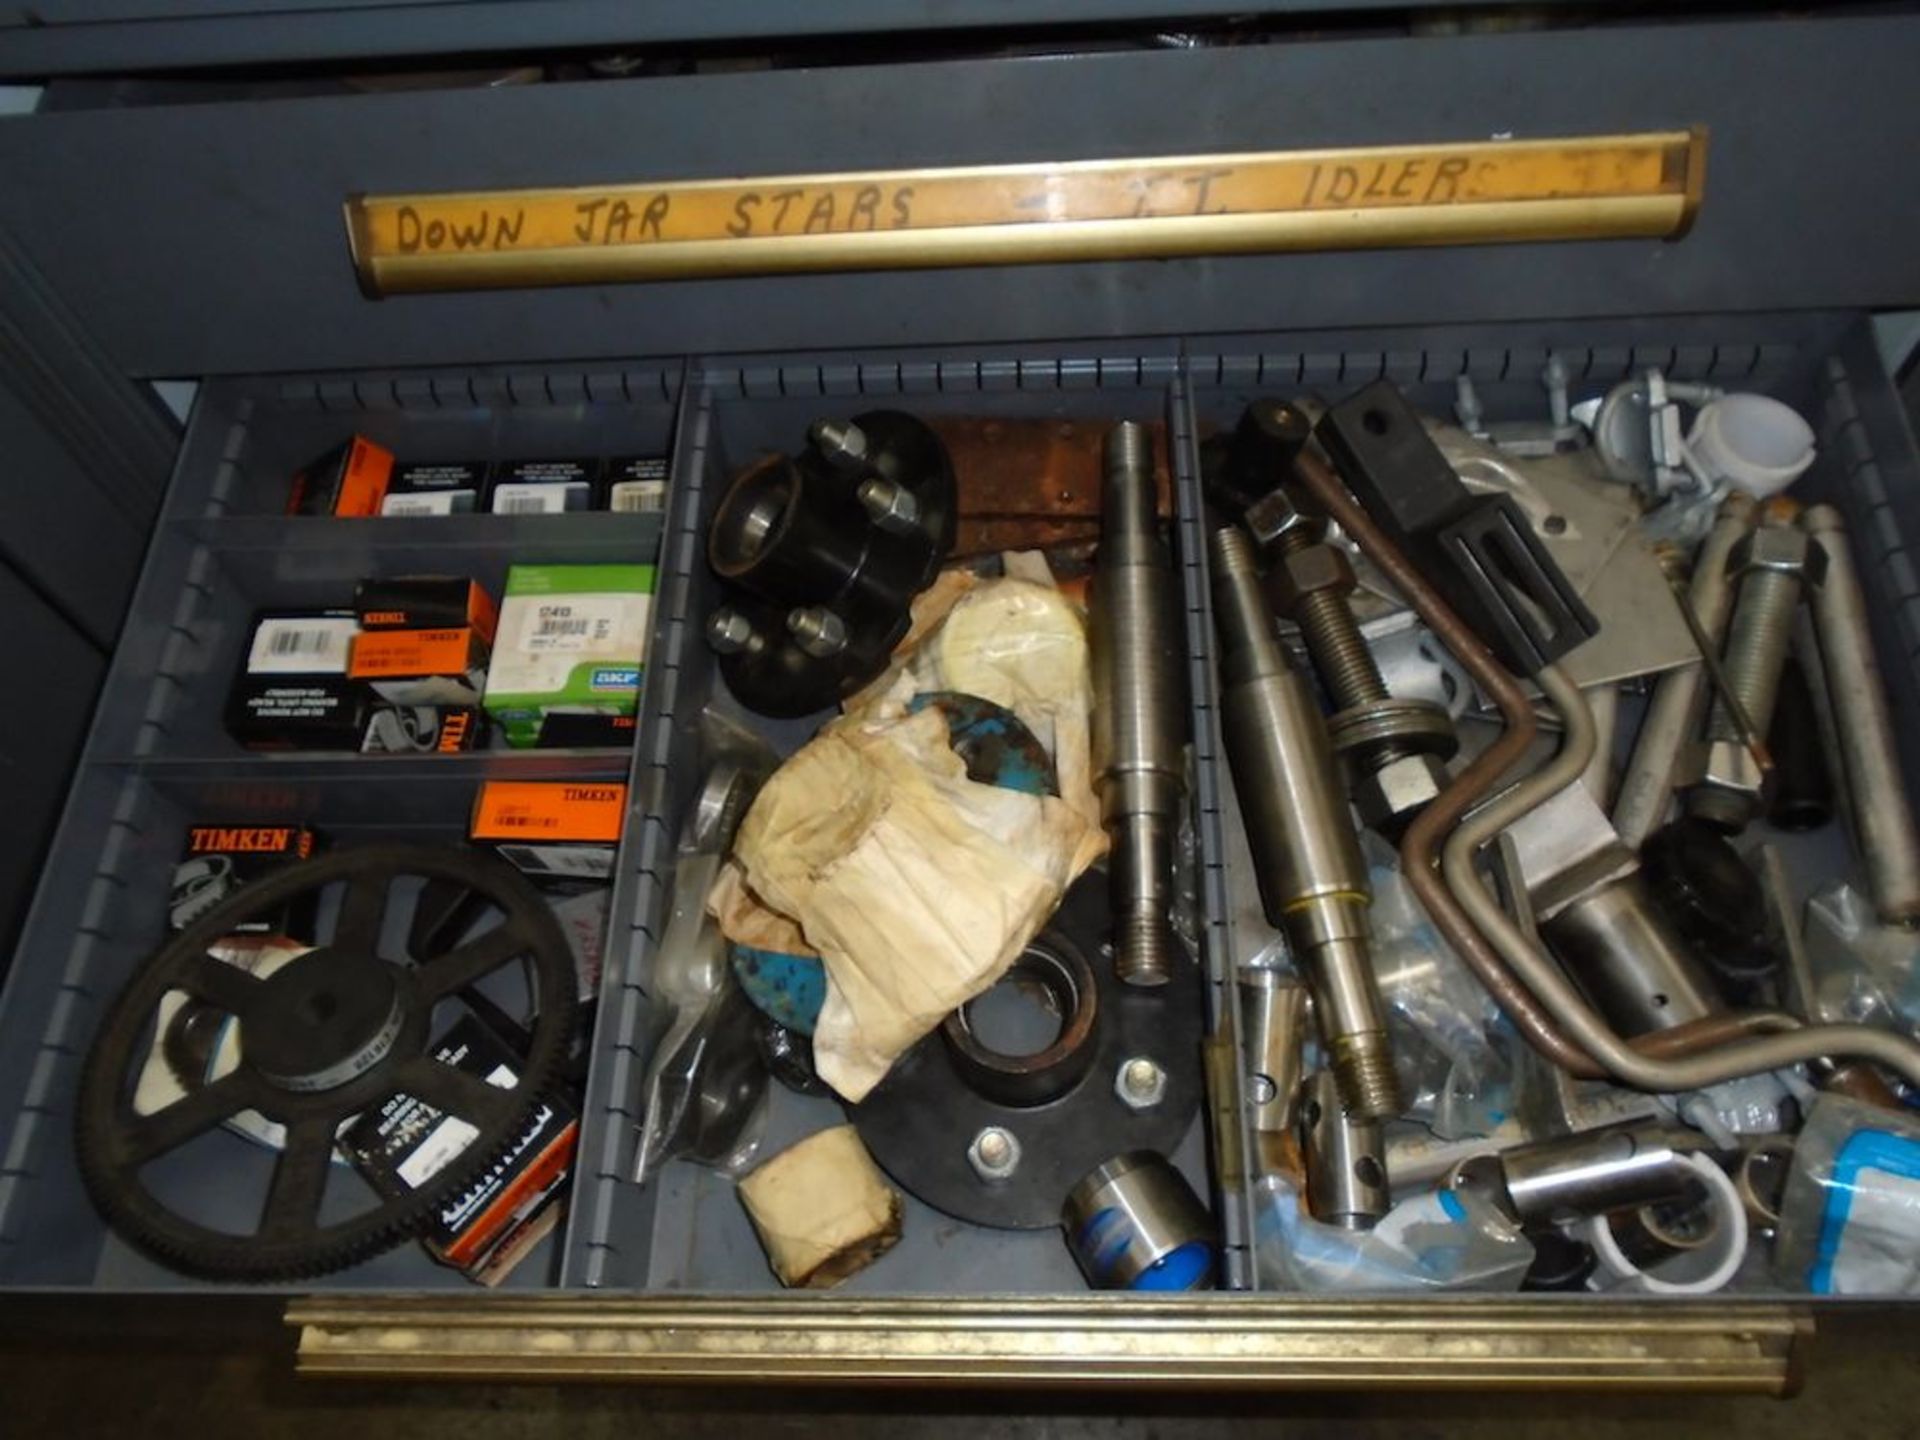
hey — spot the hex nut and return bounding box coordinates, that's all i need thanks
[1350,752,1450,836]
[967,1126,1022,1182]
[1115,1056,1168,1111]
[1265,542,1356,616]
[1687,738,1769,832]
[787,606,850,659]
[1731,525,1823,586]
[809,418,869,470]
[707,608,758,655]
[857,477,921,536]
[1244,487,1323,551]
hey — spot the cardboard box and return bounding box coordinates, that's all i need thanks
[240,610,359,674]
[355,576,498,644]
[471,780,626,882]
[348,626,489,706]
[606,455,669,514]
[534,710,637,748]
[340,1012,578,1276]
[380,460,484,516]
[227,676,370,748]
[360,704,481,754]
[168,823,321,935]
[482,563,653,748]
[487,457,603,514]
[226,610,371,750]
[286,435,395,517]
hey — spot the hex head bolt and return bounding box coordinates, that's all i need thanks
[1260,483,1456,835]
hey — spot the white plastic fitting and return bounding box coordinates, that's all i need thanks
[1582,1153,1749,1295]
[1685,393,1816,500]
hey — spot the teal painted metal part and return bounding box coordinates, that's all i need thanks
[731,944,827,1035]
[907,690,1059,797]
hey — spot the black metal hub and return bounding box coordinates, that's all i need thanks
[708,409,957,718]
[75,843,576,1282]
[244,951,405,1094]
[853,870,1204,1230]
[942,937,1098,1108]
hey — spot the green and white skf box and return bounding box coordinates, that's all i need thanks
[483,564,654,748]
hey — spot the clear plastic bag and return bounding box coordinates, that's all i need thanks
[1369,859,1513,1140]
[634,981,770,1182]
[1805,883,1920,1037]
[1774,1094,1920,1295]
[1254,1174,1535,1293]
[634,716,782,1185]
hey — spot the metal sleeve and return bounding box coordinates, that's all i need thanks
[1802,504,1920,925]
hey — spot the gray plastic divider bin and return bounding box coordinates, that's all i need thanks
[3,313,1917,1310]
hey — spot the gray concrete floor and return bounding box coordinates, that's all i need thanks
[2,1300,1917,1438]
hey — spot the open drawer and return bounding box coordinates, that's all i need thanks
[3,310,1913,1389]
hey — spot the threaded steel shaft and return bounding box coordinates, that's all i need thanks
[1292,589,1389,709]
[1706,569,1801,743]
[1092,422,1185,989]
[1270,516,1414,769]
[1326,1034,1403,1130]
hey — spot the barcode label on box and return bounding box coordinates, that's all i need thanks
[381,491,472,517]
[247,617,359,675]
[524,599,620,652]
[491,482,586,515]
[609,479,668,513]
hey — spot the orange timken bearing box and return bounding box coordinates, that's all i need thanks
[348,626,489,706]
[471,781,626,882]
[286,434,395,517]
[354,576,499,646]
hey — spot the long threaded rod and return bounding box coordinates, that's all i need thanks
[1092,422,1185,988]
[1705,569,1800,743]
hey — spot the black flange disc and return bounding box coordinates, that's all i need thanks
[75,843,576,1281]
[852,871,1204,1230]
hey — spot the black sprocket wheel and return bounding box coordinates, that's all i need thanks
[75,843,576,1281]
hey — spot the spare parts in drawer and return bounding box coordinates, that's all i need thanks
[287,437,672,517]
[677,374,1920,1299]
[59,359,1920,1301]
[226,565,654,754]
[77,845,580,1281]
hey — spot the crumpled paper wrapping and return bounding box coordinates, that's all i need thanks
[737,1124,902,1289]
[713,560,1103,1102]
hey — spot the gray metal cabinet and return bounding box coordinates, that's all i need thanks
[0,6,1916,1389]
